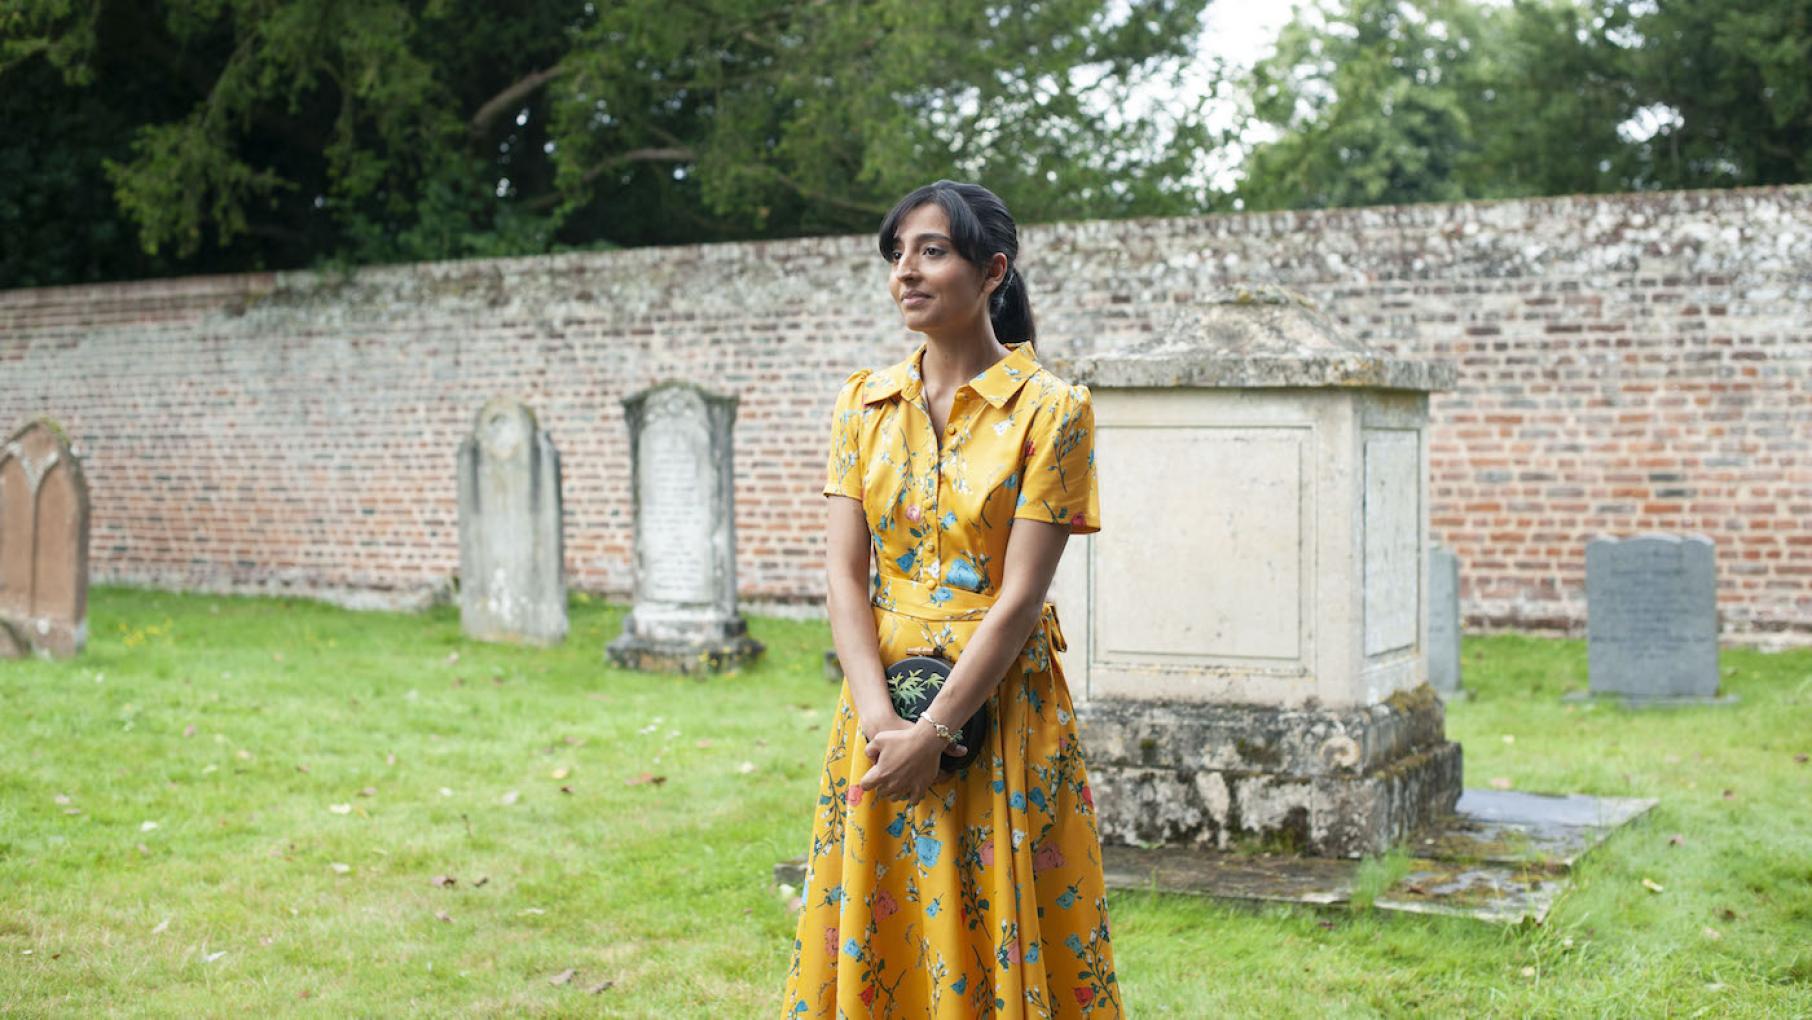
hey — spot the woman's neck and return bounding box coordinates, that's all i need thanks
[919,325,1012,393]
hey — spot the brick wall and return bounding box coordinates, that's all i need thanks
[3,186,1808,646]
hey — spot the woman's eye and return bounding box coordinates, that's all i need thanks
[923,246,944,257]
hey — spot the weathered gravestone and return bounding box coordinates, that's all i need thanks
[0,420,91,659]
[1585,533,1723,701]
[1428,543,1463,698]
[457,398,567,646]
[607,383,763,674]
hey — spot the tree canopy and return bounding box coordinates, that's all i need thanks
[1233,0,1812,211]
[0,0,1216,288]
[3,0,1807,288]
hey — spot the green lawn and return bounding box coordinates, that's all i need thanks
[2,588,1809,1017]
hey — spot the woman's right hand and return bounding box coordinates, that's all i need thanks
[861,712,911,745]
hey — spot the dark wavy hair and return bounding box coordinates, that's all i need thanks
[876,180,1035,347]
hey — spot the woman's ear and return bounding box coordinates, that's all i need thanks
[983,252,1009,296]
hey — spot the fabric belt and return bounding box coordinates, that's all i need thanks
[870,577,1068,653]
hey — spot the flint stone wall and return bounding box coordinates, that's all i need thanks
[2,185,1808,644]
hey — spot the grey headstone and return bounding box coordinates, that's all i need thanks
[1586,533,1720,698]
[607,383,763,674]
[457,399,567,645]
[1428,543,1462,696]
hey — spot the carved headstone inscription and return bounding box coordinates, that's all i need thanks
[457,398,567,646]
[1586,534,1720,699]
[1428,543,1462,697]
[0,420,91,659]
[607,383,763,675]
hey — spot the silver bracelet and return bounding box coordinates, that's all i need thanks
[918,711,958,746]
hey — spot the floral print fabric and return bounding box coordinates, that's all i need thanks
[784,341,1119,1018]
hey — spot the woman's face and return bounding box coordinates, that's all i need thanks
[886,202,1000,336]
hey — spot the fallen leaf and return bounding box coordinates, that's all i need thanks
[53,794,71,806]
[587,980,614,995]
[1316,920,1335,931]
[786,896,804,912]
[434,911,452,923]
[295,763,311,774]
[439,787,454,797]
[518,908,546,916]
[559,786,574,795]
[500,790,520,806]
[695,738,714,749]
[136,843,150,856]
[330,863,351,875]
[1642,878,1665,894]
[1501,734,1515,745]
[357,787,378,798]
[562,735,586,747]
[1520,966,1536,978]
[1722,789,1736,800]
[1720,907,1738,922]
[548,969,575,986]
[236,749,253,761]
[63,808,81,816]
[1668,834,1686,847]
[328,803,352,815]
[203,949,227,963]
[183,724,197,738]
[1702,927,1722,941]
[551,768,570,780]
[474,876,489,888]
[272,651,284,662]
[431,875,457,888]
[626,773,667,786]
[1793,752,1808,765]
[1488,777,1513,791]
[737,761,757,775]
[446,652,460,664]
[151,918,171,934]
[386,753,398,766]
[140,821,159,833]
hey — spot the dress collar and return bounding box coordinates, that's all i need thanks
[859,340,1039,409]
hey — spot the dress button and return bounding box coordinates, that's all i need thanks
[905,504,922,523]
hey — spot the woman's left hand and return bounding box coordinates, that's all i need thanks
[859,721,964,803]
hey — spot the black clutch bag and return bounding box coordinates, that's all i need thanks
[885,651,989,771]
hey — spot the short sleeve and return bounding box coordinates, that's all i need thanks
[822,369,870,499]
[1013,382,1101,534]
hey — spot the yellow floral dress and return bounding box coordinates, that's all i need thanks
[784,340,1119,1018]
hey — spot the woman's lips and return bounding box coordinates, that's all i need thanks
[902,292,931,306]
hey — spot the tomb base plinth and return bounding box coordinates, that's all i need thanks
[606,608,763,675]
[1079,686,1462,858]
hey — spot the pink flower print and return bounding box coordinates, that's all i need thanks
[846,785,864,806]
[860,984,877,1007]
[1069,512,1088,532]
[1023,439,1035,459]
[905,503,922,523]
[1033,842,1066,873]
[1003,939,1021,964]
[873,890,899,922]
[1074,986,1096,1006]
[823,926,839,956]
[978,839,995,868]
[1080,784,1094,809]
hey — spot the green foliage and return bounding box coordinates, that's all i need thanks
[1235,0,1812,211]
[0,0,1215,287]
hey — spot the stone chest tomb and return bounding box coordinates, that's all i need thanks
[1049,287,1463,857]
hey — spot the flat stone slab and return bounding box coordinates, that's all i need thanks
[1414,789,1658,871]
[1375,861,1565,924]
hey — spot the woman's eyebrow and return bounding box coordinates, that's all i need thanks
[898,231,954,246]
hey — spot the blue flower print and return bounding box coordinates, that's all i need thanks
[927,897,942,917]
[1025,941,1040,964]
[1028,788,1047,811]
[992,779,1006,793]
[895,549,917,573]
[1005,472,1018,490]
[844,938,863,960]
[1009,791,1027,811]
[915,835,943,869]
[945,556,984,592]
[940,510,957,530]
[1065,933,1084,956]
[1057,887,1078,909]
[887,814,906,838]
[930,586,953,605]
[952,976,968,995]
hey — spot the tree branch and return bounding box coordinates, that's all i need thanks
[521,146,696,211]
[469,65,567,141]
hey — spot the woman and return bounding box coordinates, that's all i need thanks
[784,180,1119,1018]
